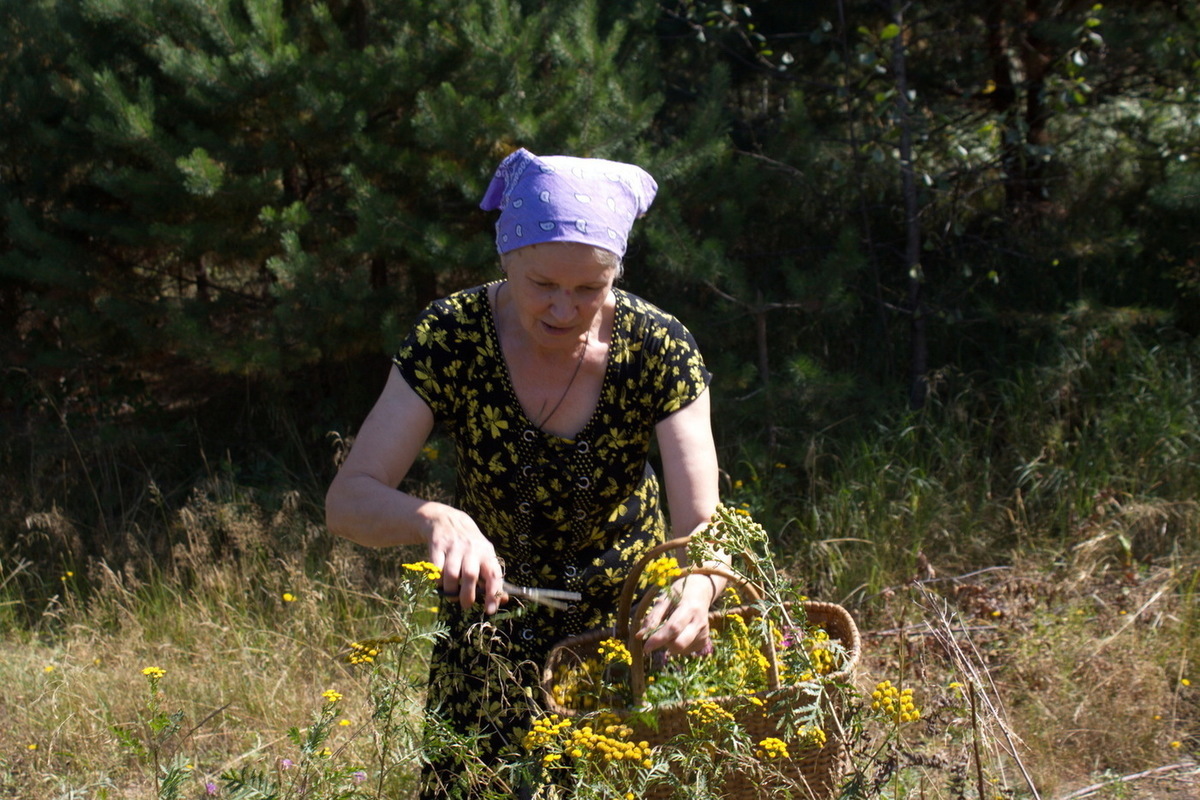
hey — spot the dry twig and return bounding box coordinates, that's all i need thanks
[1053,762,1200,800]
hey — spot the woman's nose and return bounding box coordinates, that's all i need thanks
[548,292,576,321]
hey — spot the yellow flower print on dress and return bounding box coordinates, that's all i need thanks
[481,405,509,437]
[410,356,441,395]
[416,323,449,350]
[662,379,692,413]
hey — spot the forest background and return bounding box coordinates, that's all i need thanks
[1,1,1198,798]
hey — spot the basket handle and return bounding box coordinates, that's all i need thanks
[614,535,695,641]
[625,564,783,702]
[613,533,768,640]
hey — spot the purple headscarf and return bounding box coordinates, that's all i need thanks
[480,148,658,258]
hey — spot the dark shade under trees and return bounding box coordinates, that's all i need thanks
[2,0,1198,553]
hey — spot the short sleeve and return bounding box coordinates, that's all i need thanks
[648,313,712,421]
[392,296,469,421]
[612,292,711,424]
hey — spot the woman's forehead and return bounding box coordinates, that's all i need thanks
[506,243,617,277]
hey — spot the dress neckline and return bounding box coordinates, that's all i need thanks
[482,281,619,442]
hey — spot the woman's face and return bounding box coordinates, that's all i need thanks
[501,243,618,351]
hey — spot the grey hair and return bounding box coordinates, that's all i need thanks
[499,244,624,280]
[596,247,625,280]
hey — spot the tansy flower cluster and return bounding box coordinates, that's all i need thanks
[755,737,789,760]
[523,714,654,769]
[776,625,839,684]
[402,561,442,581]
[522,714,573,750]
[141,666,166,679]
[347,641,381,665]
[643,556,682,588]
[567,722,653,767]
[345,636,403,666]
[872,680,920,724]
[720,613,770,693]
[549,658,606,710]
[598,638,632,666]
[795,725,827,749]
[321,689,344,704]
[686,699,736,727]
[807,630,836,675]
[691,504,769,560]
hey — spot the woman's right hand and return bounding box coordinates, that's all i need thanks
[421,503,507,615]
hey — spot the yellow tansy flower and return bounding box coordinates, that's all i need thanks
[871,680,921,724]
[598,638,632,666]
[643,556,682,588]
[755,737,789,760]
[403,561,442,581]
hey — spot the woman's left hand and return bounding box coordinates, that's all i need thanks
[638,572,721,656]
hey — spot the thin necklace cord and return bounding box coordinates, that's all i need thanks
[536,330,589,427]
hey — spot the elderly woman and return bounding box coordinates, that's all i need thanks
[325,148,721,798]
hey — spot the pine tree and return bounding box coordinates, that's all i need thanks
[1,0,666,396]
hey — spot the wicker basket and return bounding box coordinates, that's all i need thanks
[541,537,861,799]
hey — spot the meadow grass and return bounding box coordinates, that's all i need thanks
[1,316,1197,799]
[0,526,434,799]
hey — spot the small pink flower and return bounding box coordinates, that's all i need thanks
[205,781,218,795]
[280,758,294,770]
[352,771,367,784]
[779,627,801,649]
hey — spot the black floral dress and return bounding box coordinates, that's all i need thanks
[392,282,711,799]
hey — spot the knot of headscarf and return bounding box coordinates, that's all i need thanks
[480,148,658,258]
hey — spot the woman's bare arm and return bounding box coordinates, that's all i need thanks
[325,366,506,613]
[640,388,724,654]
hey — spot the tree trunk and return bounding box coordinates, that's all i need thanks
[892,2,927,410]
[1017,0,1054,208]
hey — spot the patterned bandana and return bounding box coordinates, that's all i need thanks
[480,148,658,257]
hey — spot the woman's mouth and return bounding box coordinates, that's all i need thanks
[540,321,575,335]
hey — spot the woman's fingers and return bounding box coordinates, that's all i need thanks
[426,506,504,613]
[640,572,724,655]
[641,599,711,656]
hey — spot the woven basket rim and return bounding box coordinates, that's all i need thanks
[541,599,860,718]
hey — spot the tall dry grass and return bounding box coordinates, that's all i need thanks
[0,475,436,799]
